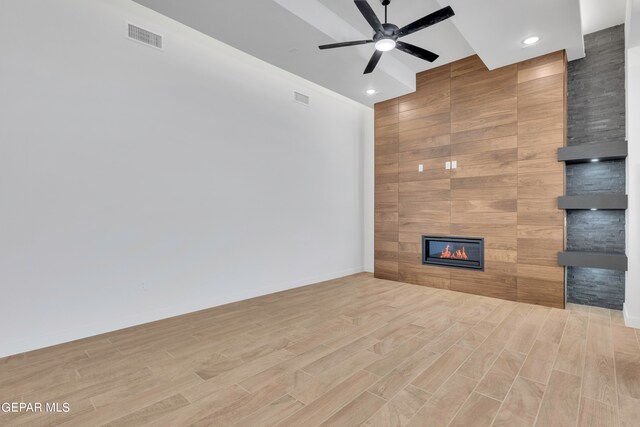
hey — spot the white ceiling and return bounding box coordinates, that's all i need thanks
[441,0,584,70]
[581,0,626,35]
[133,0,625,106]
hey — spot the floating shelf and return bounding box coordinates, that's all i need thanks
[558,194,628,210]
[558,251,628,271]
[558,141,627,163]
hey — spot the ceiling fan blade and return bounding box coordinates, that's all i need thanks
[364,50,383,74]
[354,0,383,33]
[318,40,374,50]
[396,6,455,38]
[396,41,439,62]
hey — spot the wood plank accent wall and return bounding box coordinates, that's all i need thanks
[374,52,567,308]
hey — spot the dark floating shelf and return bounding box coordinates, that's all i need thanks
[558,141,627,163]
[558,194,628,210]
[558,251,628,271]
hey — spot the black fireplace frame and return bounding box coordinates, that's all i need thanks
[422,235,485,271]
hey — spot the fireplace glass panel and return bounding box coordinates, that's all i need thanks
[422,236,484,271]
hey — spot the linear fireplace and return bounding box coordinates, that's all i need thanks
[422,236,484,271]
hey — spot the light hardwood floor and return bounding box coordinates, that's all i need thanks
[1,273,639,426]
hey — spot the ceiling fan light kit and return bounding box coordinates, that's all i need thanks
[375,38,396,51]
[318,0,455,74]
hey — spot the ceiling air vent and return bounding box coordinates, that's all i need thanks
[294,91,310,106]
[127,23,162,49]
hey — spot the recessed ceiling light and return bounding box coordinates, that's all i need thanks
[522,36,540,46]
[366,89,377,95]
[590,208,598,211]
[375,38,396,52]
[591,158,600,162]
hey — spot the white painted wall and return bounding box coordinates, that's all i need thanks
[0,0,374,357]
[625,0,640,328]
[625,46,640,327]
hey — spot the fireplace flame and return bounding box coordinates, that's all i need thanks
[440,244,468,260]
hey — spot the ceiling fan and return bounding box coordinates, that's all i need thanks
[318,0,455,74]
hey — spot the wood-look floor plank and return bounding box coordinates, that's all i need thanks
[492,376,545,427]
[476,349,526,401]
[189,380,290,427]
[238,344,333,393]
[103,393,190,426]
[290,349,380,404]
[318,391,386,427]
[362,385,431,427]
[582,354,617,407]
[365,337,430,377]
[618,394,640,427]
[577,397,617,427]
[276,369,379,426]
[553,335,586,377]
[534,370,581,427]
[587,321,614,357]
[119,384,247,427]
[0,273,638,427]
[519,340,559,385]
[301,336,378,376]
[614,351,640,399]
[411,345,474,393]
[232,394,305,427]
[183,349,295,402]
[407,374,477,427]
[369,347,440,400]
[448,392,501,427]
[457,321,498,350]
[457,339,504,381]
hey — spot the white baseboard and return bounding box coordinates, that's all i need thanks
[623,303,640,329]
[0,266,365,358]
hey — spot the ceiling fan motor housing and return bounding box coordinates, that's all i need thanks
[374,23,399,41]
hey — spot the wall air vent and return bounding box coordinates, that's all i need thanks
[127,23,162,49]
[294,91,310,106]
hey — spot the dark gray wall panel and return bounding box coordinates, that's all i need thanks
[567,210,625,253]
[567,25,625,146]
[566,160,625,195]
[567,267,625,310]
[566,25,626,310]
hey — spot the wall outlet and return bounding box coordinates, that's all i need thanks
[452,160,457,169]
[445,161,451,170]
[418,164,424,172]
